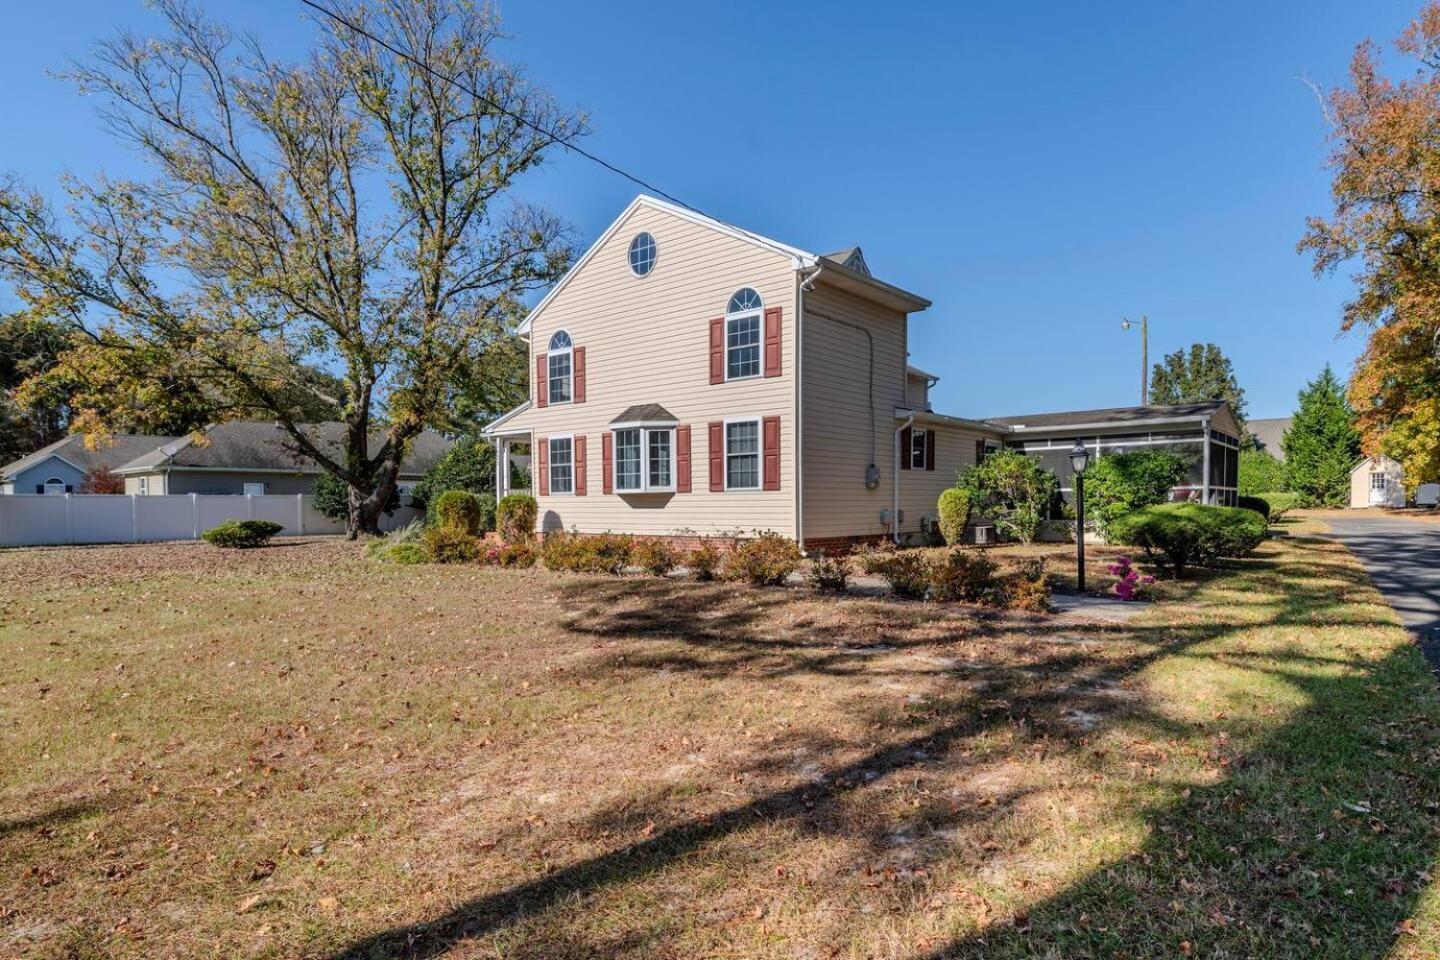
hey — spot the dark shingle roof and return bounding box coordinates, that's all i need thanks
[610,404,678,425]
[2,433,178,480]
[114,421,451,477]
[985,401,1228,430]
[1247,417,1291,459]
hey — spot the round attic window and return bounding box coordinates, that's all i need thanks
[628,232,656,276]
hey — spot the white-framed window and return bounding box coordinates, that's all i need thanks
[613,425,675,493]
[1370,472,1387,491]
[243,482,266,496]
[725,288,763,381]
[628,232,657,276]
[549,435,574,495]
[547,330,573,404]
[725,418,761,491]
[42,477,66,495]
[137,476,149,496]
[910,429,928,469]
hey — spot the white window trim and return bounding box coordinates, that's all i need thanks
[243,482,266,496]
[43,477,66,495]
[548,433,576,496]
[612,425,676,494]
[628,231,657,277]
[137,476,149,496]
[723,416,762,492]
[723,289,764,383]
[547,330,574,406]
[910,428,928,469]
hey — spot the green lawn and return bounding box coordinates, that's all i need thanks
[1,532,1438,958]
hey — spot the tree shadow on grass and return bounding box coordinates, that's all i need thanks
[324,541,1440,959]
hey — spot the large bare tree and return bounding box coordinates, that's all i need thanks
[0,0,582,534]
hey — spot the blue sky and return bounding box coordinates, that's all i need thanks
[0,0,1419,419]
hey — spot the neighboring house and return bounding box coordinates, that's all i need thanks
[1351,455,1406,509]
[484,195,1241,548]
[1,433,177,495]
[1247,417,1291,460]
[111,421,452,497]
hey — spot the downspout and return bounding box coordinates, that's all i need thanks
[795,263,822,552]
[893,410,915,544]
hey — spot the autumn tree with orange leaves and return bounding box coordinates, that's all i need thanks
[1302,3,1440,492]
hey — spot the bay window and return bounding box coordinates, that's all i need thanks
[614,426,675,493]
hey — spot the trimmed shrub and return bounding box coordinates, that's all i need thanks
[686,542,722,582]
[366,519,426,563]
[1238,495,1270,521]
[388,542,429,565]
[202,519,284,548]
[808,550,851,592]
[410,436,496,512]
[999,558,1051,612]
[1081,450,1189,539]
[496,494,537,542]
[724,532,803,586]
[434,489,485,534]
[497,541,538,568]
[421,526,482,564]
[929,548,1001,604]
[1259,491,1302,524]
[956,449,1059,545]
[937,488,972,545]
[541,531,634,574]
[1110,503,1267,577]
[631,539,679,578]
[858,544,931,600]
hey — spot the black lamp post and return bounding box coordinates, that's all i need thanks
[1070,440,1091,592]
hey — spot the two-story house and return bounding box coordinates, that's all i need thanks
[485,195,1241,549]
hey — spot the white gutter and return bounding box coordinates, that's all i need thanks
[892,409,915,544]
[796,263,822,551]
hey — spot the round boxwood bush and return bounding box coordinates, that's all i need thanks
[497,493,537,542]
[1238,495,1270,521]
[937,488,972,545]
[202,519,285,549]
[434,489,485,535]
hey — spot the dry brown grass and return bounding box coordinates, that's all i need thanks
[2,534,1439,959]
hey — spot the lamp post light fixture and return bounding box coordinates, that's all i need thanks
[1070,440,1091,592]
[1121,315,1149,406]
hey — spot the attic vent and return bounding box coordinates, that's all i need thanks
[843,250,870,275]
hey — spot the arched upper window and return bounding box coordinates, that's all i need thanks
[42,477,66,495]
[547,329,574,404]
[628,232,657,276]
[724,288,763,380]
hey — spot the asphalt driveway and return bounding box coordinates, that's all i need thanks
[1323,514,1440,670]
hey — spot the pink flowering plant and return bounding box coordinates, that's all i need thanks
[1107,555,1156,601]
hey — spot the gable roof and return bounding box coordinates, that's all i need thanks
[1247,417,1291,459]
[2,433,178,481]
[984,401,1231,431]
[114,421,451,477]
[823,247,870,276]
[517,195,928,336]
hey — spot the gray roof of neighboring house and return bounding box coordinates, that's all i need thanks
[984,401,1229,430]
[610,403,677,425]
[1247,417,1291,459]
[822,247,870,276]
[114,421,451,476]
[2,432,179,481]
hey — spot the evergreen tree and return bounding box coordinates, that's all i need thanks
[1283,366,1361,507]
[1149,343,1248,430]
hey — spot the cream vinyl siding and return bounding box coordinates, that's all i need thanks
[896,423,988,537]
[799,285,909,541]
[905,374,930,411]
[506,203,798,536]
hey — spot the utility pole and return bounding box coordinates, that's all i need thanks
[1122,315,1149,405]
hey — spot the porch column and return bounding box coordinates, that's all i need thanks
[1201,418,1212,505]
[497,438,509,499]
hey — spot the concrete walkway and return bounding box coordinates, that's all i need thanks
[1323,515,1440,671]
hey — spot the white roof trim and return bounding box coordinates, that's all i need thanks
[2,451,87,480]
[517,195,816,336]
[481,400,533,437]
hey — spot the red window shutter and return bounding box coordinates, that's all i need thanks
[709,318,724,384]
[925,430,936,471]
[602,432,613,495]
[676,425,692,493]
[975,439,985,464]
[573,346,586,404]
[708,422,724,492]
[763,307,782,377]
[900,427,912,470]
[574,435,587,496]
[536,353,548,408]
[537,437,549,496]
[762,416,781,491]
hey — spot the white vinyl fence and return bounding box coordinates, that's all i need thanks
[0,493,421,548]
